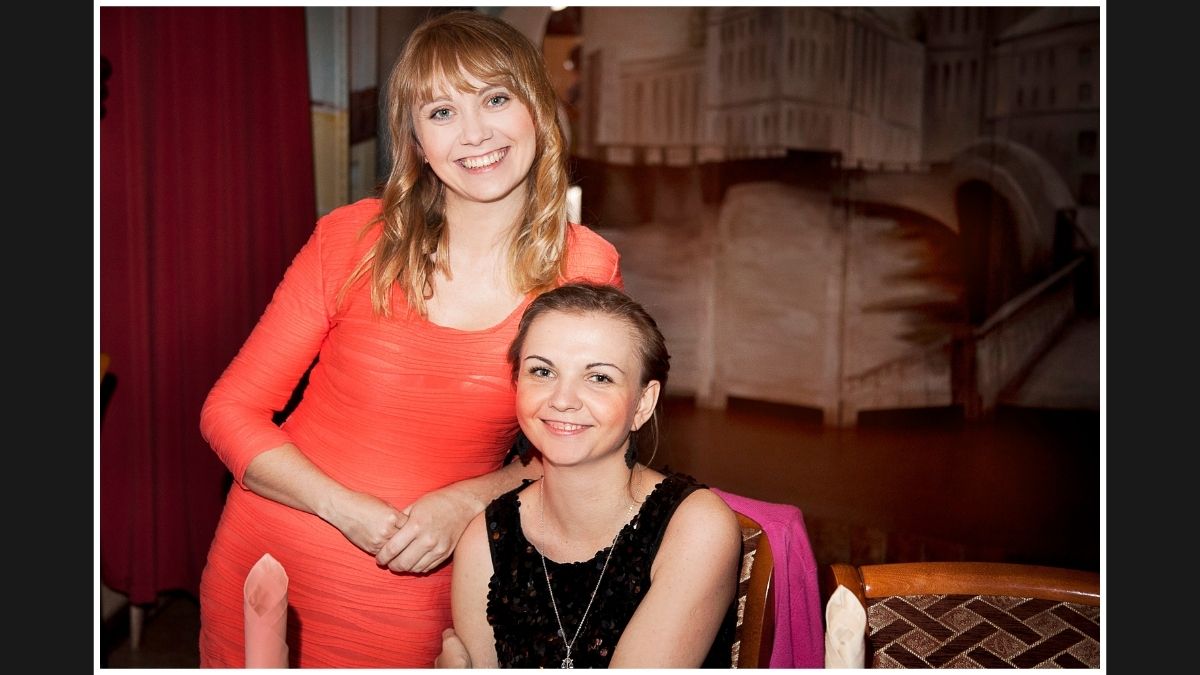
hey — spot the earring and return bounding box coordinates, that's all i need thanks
[625,430,639,468]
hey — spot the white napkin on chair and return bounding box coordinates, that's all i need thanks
[824,585,866,668]
[244,553,290,668]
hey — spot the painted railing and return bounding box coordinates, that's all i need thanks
[841,256,1086,425]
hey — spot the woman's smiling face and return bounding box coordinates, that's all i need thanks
[413,72,537,211]
[515,310,659,468]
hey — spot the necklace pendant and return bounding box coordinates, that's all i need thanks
[561,657,574,668]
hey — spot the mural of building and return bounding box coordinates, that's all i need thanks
[581,7,924,169]
[988,7,1101,207]
[572,6,1100,426]
[923,6,1003,162]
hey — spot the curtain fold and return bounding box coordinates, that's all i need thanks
[100,6,316,604]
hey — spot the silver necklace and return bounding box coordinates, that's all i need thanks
[537,479,634,668]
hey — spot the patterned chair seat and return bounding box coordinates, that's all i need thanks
[823,562,1100,669]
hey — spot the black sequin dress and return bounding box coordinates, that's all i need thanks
[484,472,738,668]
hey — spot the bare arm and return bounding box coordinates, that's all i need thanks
[446,512,500,667]
[248,441,543,572]
[608,489,742,667]
[377,454,543,573]
[241,444,407,556]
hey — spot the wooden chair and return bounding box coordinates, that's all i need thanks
[823,561,1100,668]
[731,512,775,668]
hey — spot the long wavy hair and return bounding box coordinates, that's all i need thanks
[341,10,571,317]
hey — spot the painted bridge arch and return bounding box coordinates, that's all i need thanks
[847,137,1076,283]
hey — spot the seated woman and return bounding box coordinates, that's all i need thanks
[440,282,743,668]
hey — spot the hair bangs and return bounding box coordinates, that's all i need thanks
[403,31,523,108]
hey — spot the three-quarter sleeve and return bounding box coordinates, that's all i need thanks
[200,217,333,486]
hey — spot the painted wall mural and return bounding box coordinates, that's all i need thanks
[545,6,1100,426]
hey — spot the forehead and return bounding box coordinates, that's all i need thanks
[424,70,489,98]
[524,310,638,357]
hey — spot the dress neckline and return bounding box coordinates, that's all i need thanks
[420,294,531,335]
[514,475,672,567]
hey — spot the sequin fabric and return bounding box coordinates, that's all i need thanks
[485,473,737,668]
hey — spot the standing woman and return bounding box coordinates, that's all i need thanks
[444,283,742,668]
[197,11,622,667]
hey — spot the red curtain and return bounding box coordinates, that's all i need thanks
[100,7,316,604]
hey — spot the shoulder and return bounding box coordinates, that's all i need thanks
[454,510,495,577]
[309,197,383,277]
[315,197,383,242]
[566,222,618,259]
[662,476,740,547]
[652,479,742,580]
[563,222,621,283]
[675,486,740,531]
[482,479,533,540]
[463,509,488,540]
[490,478,534,512]
[317,197,382,228]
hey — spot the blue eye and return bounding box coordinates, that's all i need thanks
[487,94,510,107]
[430,107,451,120]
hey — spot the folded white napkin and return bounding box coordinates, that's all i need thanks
[824,585,866,668]
[244,553,290,668]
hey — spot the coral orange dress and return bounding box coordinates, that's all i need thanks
[197,198,622,667]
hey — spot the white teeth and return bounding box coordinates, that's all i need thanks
[460,149,506,169]
[549,421,584,431]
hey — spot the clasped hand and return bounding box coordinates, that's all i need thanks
[331,486,475,574]
[434,627,472,668]
[379,488,476,574]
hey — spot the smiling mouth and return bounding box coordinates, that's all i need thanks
[544,420,589,433]
[458,148,508,170]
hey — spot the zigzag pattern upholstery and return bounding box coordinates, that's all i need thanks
[865,593,1100,668]
[730,527,760,667]
[730,513,774,668]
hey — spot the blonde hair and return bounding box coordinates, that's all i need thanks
[341,10,570,317]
